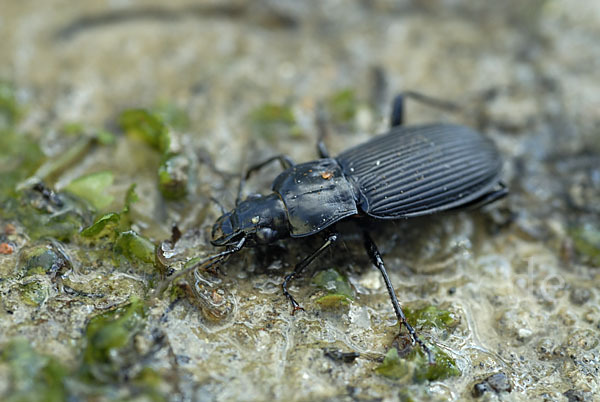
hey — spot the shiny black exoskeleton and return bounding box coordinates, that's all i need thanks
[208,94,507,362]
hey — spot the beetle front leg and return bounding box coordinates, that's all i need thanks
[236,155,295,205]
[282,232,338,314]
[362,231,434,364]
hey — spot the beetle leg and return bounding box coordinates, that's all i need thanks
[390,92,462,128]
[236,155,295,205]
[315,101,331,158]
[282,232,338,314]
[454,181,508,211]
[390,94,405,128]
[362,231,434,364]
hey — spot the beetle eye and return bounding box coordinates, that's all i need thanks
[256,227,276,244]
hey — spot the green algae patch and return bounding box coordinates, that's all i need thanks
[96,129,116,145]
[115,230,156,265]
[119,108,171,153]
[158,153,189,199]
[65,171,115,210]
[153,100,190,131]
[79,184,134,240]
[312,268,354,308]
[0,339,69,402]
[404,305,460,330]
[82,297,146,382]
[376,345,461,383]
[19,280,51,306]
[29,136,95,186]
[119,108,190,200]
[0,131,45,199]
[133,367,168,402]
[2,187,90,242]
[59,121,116,145]
[248,103,303,141]
[25,211,85,242]
[79,186,157,267]
[18,242,71,278]
[376,348,411,380]
[570,224,600,267]
[376,305,460,382]
[0,81,22,128]
[326,89,358,124]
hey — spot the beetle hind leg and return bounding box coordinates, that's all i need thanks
[363,231,434,364]
[454,181,508,211]
[390,91,462,128]
[315,101,331,158]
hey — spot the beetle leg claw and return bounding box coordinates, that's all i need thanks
[290,301,305,315]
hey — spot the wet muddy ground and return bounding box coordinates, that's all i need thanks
[1,1,599,401]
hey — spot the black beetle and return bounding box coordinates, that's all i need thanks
[174,94,506,362]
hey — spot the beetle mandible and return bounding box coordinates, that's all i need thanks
[188,94,506,362]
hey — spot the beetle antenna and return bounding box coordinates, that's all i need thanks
[154,237,246,296]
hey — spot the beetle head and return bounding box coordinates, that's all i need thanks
[211,193,289,247]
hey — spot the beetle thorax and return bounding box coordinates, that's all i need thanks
[211,193,289,247]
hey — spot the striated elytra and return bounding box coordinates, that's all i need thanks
[198,94,505,363]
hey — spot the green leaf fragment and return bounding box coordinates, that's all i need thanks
[404,305,460,330]
[65,171,115,210]
[315,293,352,307]
[95,129,116,145]
[80,212,120,238]
[313,268,354,308]
[248,103,302,141]
[61,121,86,136]
[570,224,600,267]
[153,101,189,131]
[327,89,358,123]
[158,153,189,199]
[375,348,411,380]
[115,230,156,264]
[82,297,146,381]
[119,108,171,153]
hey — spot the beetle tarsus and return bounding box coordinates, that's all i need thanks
[363,230,434,364]
[291,303,305,315]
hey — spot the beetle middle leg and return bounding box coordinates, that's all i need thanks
[282,232,338,314]
[363,230,434,364]
[236,154,295,205]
